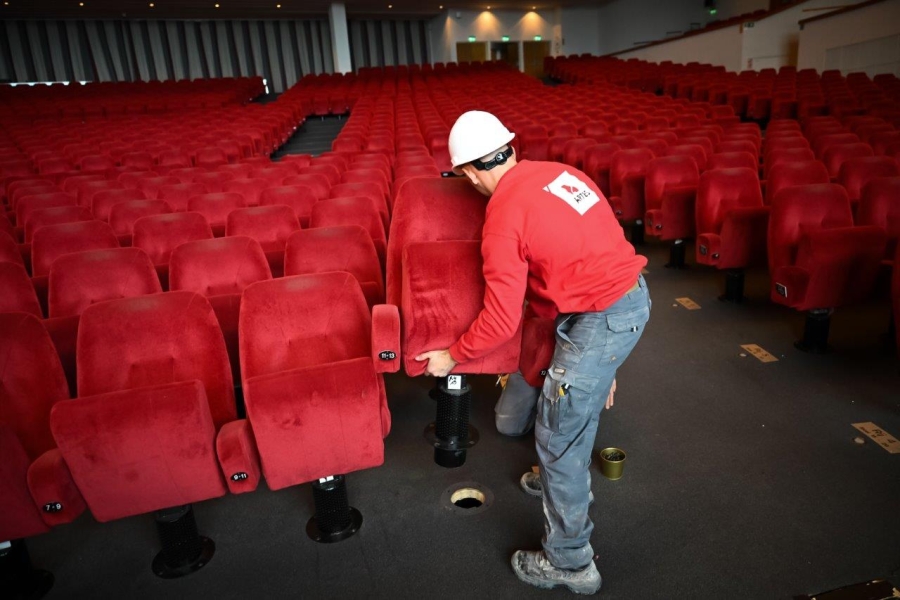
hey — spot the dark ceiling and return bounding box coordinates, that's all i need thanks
[0,0,562,19]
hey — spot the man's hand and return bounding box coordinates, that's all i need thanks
[414,349,458,378]
[605,379,617,410]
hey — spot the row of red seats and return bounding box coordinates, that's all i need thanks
[549,57,900,125]
[0,77,266,119]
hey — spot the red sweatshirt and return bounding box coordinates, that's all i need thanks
[448,160,647,363]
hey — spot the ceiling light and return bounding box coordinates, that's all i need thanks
[78,1,84,5]
[276,2,281,6]
[149,2,154,6]
[214,2,219,6]
[439,4,443,8]
[388,3,392,7]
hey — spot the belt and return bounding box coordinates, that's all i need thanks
[626,279,640,294]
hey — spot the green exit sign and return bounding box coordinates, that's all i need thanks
[468,36,476,42]
[533,35,542,41]
[501,35,510,42]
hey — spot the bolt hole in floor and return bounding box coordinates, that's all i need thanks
[442,482,493,516]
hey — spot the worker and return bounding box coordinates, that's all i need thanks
[415,111,651,595]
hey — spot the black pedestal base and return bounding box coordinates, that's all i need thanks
[151,505,215,579]
[0,540,53,600]
[794,309,831,354]
[630,222,645,246]
[429,376,477,468]
[718,269,745,303]
[306,475,362,543]
[664,240,687,269]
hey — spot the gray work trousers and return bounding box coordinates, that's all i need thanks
[499,276,651,570]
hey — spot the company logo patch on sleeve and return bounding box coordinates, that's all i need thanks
[543,170,601,215]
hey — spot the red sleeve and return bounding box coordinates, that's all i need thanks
[448,232,528,363]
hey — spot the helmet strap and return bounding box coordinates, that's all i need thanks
[471,146,514,172]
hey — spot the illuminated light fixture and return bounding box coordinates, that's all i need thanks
[214,2,220,6]
[149,2,154,6]
[501,35,509,42]
[533,35,542,41]
[532,5,536,9]
[486,5,491,9]
[439,4,443,8]
[276,2,281,6]
[78,1,84,5]
[388,3,392,7]
[709,8,717,14]
[467,35,476,42]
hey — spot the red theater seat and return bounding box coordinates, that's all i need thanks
[91,189,147,221]
[823,143,874,178]
[765,161,830,206]
[24,206,94,243]
[170,237,272,383]
[31,220,119,278]
[187,192,247,236]
[857,177,900,262]
[1,313,83,554]
[258,185,317,227]
[283,174,331,202]
[609,148,655,240]
[29,292,238,576]
[583,143,621,198]
[837,157,900,204]
[644,156,700,265]
[132,212,214,288]
[0,261,42,317]
[768,184,886,351]
[707,151,758,171]
[225,206,300,277]
[108,200,171,244]
[311,197,387,266]
[229,272,396,540]
[284,226,384,308]
[695,168,768,302]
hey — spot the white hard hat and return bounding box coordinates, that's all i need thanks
[448,110,515,173]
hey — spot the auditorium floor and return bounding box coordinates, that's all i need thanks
[29,239,900,600]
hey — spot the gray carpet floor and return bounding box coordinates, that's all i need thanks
[272,114,347,159]
[27,238,900,600]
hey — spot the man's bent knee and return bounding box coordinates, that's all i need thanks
[496,413,535,437]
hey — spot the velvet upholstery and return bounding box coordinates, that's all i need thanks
[768,184,886,311]
[76,291,236,429]
[371,304,401,374]
[16,192,77,227]
[132,211,214,267]
[1,426,52,540]
[837,157,900,203]
[695,168,768,269]
[284,226,384,307]
[226,206,300,277]
[75,180,124,208]
[823,143,874,178]
[223,178,270,207]
[0,262,42,316]
[763,148,815,179]
[664,144,708,171]
[156,183,208,212]
[50,380,227,522]
[329,182,390,226]
[24,206,94,243]
[519,312,556,388]
[283,174,331,202]
[0,230,24,266]
[707,151,758,172]
[167,167,208,184]
[215,419,261,494]
[26,447,86,527]
[0,313,70,459]
[401,240,522,376]
[311,197,387,264]
[893,245,900,352]
[562,138,599,169]
[91,189,147,221]
[12,184,61,212]
[386,177,486,307]
[765,161,830,205]
[239,273,390,489]
[301,164,341,186]
[31,220,119,278]
[49,247,161,318]
[193,170,235,193]
[187,192,248,236]
[258,185,317,227]
[108,200,171,237]
[857,177,900,261]
[609,148,654,222]
[644,155,700,241]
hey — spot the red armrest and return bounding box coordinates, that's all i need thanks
[216,419,261,494]
[27,448,87,527]
[372,304,401,374]
[646,185,697,241]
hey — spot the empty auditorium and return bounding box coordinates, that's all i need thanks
[1,0,899,598]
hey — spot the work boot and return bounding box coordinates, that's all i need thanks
[520,472,594,504]
[511,550,601,595]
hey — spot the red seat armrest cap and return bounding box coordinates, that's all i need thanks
[27,448,87,526]
[216,419,261,494]
[372,304,401,374]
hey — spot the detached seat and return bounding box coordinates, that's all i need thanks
[695,168,769,302]
[388,178,524,467]
[29,292,241,579]
[768,184,886,352]
[230,272,397,542]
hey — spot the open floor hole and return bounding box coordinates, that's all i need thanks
[451,488,485,509]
